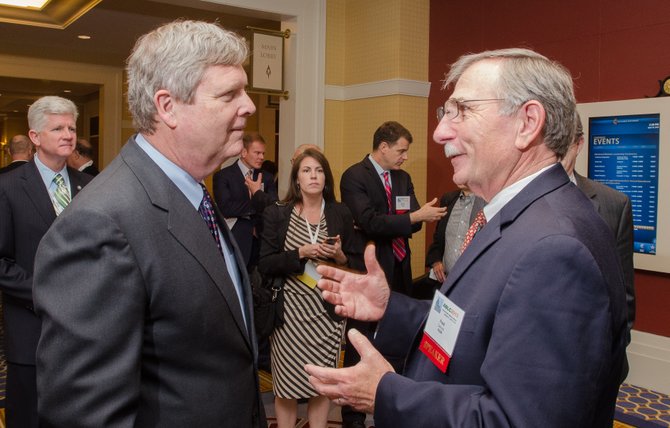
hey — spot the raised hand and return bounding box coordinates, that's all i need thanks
[315,244,390,321]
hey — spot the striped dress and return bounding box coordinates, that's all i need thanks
[270,207,345,399]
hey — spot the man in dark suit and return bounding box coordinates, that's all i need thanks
[339,121,445,428]
[340,121,446,295]
[33,21,265,427]
[562,114,635,340]
[66,138,100,176]
[0,96,92,428]
[0,134,33,174]
[213,132,278,270]
[306,48,627,427]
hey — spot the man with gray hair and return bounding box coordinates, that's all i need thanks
[0,96,92,428]
[306,48,627,427]
[33,21,262,427]
[0,134,33,174]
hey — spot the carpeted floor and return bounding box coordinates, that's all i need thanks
[615,383,670,427]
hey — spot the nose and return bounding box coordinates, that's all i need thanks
[240,91,256,117]
[433,117,456,146]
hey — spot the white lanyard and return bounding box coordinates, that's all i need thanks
[304,199,325,244]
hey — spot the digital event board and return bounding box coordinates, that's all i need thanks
[588,114,659,255]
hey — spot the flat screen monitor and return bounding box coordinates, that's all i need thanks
[577,98,670,273]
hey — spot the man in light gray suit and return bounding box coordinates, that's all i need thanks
[33,21,263,427]
[562,113,635,346]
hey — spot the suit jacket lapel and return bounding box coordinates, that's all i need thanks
[21,161,57,226]
[68,167,87,198]
[362,156,391,213]
[441,164,569,296]
[121,140,252,347]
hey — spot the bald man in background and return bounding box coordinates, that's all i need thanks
[67,138,99,176]
[0,135,33,175]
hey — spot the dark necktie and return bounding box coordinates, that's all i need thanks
[198,184,223,254]
[383,171,407,261]
[460,209,487,254]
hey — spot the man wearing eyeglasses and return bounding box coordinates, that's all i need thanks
[306,48,627,428]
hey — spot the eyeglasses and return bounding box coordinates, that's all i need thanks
[436,98,505,122]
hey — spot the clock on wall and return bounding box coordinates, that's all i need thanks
[653,76,670,97]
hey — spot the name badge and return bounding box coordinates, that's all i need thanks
[396,196,410,212]
[419,290,465,373]
[296,260,321,289]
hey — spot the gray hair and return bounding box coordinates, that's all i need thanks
[443,48,576,158]
[28,96,79,133]
[126,20,249,134]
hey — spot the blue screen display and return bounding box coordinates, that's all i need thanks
[588,113,659,254]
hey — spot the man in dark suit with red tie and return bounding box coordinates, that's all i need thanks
[0,96,92,428]
[307,48,627,428]
[340,121,446,294]
[213,132,278,270]
[338,121,445,428]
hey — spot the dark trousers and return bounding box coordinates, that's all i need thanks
[6,362,38,428]
[389,256,412,296]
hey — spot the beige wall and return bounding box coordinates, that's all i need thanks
[325,0,430,278]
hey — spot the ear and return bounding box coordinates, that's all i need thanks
[28,130,40,147]
[154,89,177,129]
[379,141,389,152]
[575,135,586,155]
[515,100,545,151]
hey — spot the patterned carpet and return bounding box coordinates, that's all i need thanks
[615,383,670,427]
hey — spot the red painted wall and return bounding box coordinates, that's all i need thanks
[428,0,670,337]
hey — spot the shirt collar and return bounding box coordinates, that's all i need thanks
[79,159,94,171]
[34,152,69,190]
[237,158,253,177]
[368,154,390,184]
[135,133,203,210]
[483,164,555,221]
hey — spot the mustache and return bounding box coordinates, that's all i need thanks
[443,143,461,158]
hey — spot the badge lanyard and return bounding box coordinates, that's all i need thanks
[304,199,325,244]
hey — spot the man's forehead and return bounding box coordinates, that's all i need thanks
[452,60,501,98]
[393,138,410,150]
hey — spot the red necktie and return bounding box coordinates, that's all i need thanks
[460,209,486,254]
[383,171,406,261]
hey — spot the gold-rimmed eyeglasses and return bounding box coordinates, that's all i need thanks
[436,98,505,122]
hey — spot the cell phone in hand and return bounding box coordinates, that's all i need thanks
[324,237,337,245]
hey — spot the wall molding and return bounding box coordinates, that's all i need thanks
[626,330,670,394]
[325,79,431,101]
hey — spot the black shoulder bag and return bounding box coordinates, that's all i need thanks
[250,268,285,340]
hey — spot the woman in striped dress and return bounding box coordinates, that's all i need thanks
[258,149,357,428]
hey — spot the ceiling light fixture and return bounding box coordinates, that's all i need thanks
[0,0,101,29]
[0,1,48,8]
[77,34,90,40]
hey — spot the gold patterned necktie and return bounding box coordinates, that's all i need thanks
[460,209,486,254]
[52,173,71,216]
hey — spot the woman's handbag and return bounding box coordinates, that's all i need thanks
[250,268,285,339]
